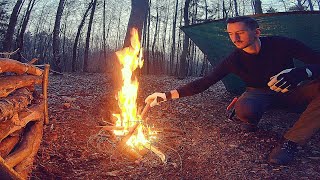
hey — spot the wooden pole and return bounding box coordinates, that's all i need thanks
[43,64,50,125]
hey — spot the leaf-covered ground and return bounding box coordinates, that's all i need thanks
[31,73,320,179]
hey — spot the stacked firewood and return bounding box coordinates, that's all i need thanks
[0,58,49,180]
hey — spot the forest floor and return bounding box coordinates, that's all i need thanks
[31,73,320,179]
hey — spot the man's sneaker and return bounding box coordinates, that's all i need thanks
[268,140,298,165]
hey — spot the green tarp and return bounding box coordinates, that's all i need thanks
[181,11,320,94]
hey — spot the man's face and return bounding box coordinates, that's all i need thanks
[226,22,259,49]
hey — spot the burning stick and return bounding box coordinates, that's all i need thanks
[140,103,151,120]
[100,126,124,131]
[143,143,166,163]
[115,123,142,160]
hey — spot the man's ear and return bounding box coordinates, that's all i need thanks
[255,28,261,37]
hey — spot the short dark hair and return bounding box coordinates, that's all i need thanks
[226,16,259,30]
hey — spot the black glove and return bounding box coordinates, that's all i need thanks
[268,67,312,93]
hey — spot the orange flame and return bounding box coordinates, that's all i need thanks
[113,28,154,150]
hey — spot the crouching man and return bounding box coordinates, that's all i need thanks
[145,16,320,165]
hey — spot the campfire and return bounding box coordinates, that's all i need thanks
[101,28,165,163]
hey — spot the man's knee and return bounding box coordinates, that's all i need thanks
[235,99,263,125]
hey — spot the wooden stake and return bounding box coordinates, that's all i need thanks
[43,64,50,124]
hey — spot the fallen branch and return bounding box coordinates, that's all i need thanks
[0,133,21,158]
[0,58,43,76]
[5,120,43,169]
[0,156,23,180]
[0,88,33,121]
[0,100,44,141]
[0,75,42,98]
[0,48,19,58]
[14,120,43,179]
[27,58,38,65]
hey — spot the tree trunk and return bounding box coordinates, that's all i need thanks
[83,0,97,72]
[2,0,24,52]
[175,5,183,76]
[151,6,159,73]
[115,7,123,48]
[16,0,36,62]
[123,0,149,48]
[52,0,66,72]
[72,1,93,72]
[223,0,227,19]
[103,0,107,69]
[234,0,239,16]
[170,0,179,75]
[146,0,152,74]
[306,0,314,10]
[161,4,169,74]
[178,0,191,78]
[252,0,263,14]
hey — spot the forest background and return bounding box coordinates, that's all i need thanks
[0,0,319,78]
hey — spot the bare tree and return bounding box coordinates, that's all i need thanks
[0,1,10,47]
[72,1,93,72]
[279,0,287,11]
[252,0,263,14]
[170,0,179,75]
[52,0,66,72]
[83,0,97,72]
[151,5,160,73]
[103,0,107,68]
[16,0,36,61]
[234,0,239,16]
[179,0,191,78]
[2,0,24,52]
[307,0,314,10]
[145,0,152,74]
[123,0,149,48]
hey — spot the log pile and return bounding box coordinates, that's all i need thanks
[0,58,49,180]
